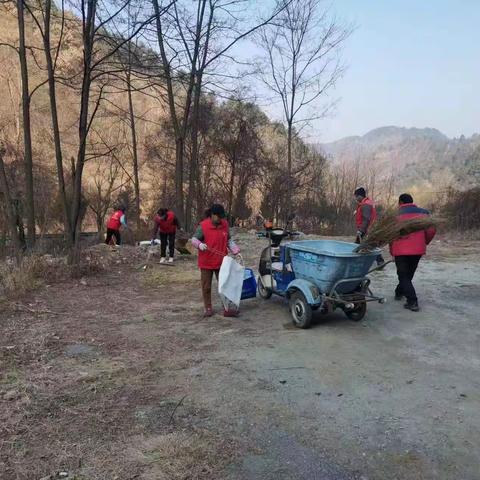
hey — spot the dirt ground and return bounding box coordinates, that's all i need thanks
[1,233,479,480]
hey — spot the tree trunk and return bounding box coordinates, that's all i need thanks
[152,0,184,224]
[16,0,35,248]
[43,0,72,245]
[185,76,202,232]
[228,157,236,216]
[126,70,141,230]
[70,0,96,256]
[287,120,293,176]
[0,147,22,265]
[152,0,207,226]
[285,119,294,224]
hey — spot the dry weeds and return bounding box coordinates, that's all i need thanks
[143,266,199,289]
[0,255,55,299]
[355,215,438,253]
[133,431,236,480]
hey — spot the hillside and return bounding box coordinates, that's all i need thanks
[319,126,480,190]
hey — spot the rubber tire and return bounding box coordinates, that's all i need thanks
[258,276,273,299]
[289,291,313,329]
[345,302,367,321]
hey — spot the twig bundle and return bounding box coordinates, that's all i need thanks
[355,215,438,253]
[175,237,191,255]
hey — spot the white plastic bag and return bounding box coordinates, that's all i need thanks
[218,255,245,310]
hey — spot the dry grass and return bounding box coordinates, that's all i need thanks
[355,215,439,253]
[0,249,109,300]
[134,431,236,480]
[143,266,199,288]
[71,248,109,278]
[0,255,54,299]
[441,229,480,241]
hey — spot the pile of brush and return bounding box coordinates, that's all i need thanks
[355,214,438,253]
[175,231,192,255]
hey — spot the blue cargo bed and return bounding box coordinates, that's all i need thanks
[287,240,380,294]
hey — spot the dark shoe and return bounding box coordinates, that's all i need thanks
[394,294,403,301]
[203,307,214,317]
[223,309,239,318]
[404,302,420,312]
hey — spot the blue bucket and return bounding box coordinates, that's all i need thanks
[241,268,257,300]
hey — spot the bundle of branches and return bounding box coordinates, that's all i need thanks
[355,215,438,253]
[175,237,191,255]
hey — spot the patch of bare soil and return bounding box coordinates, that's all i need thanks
[0,246,238,480]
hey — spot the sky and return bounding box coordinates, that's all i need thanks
[254,0,480,143]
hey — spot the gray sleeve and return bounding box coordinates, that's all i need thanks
[193,225,204,241]
[359,204,372,233]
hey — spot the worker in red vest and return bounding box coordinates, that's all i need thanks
[390,193,436,311]
[354,187,385,265]
[191,204,240,318]
[151,208,179,263]
[105,206,127,245]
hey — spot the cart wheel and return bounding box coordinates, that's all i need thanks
[258,276,273,299]
[289,291,312,329]
[345,302,367,321]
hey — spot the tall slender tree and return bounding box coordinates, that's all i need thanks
[16,0,35,247]
[257,0,350,178]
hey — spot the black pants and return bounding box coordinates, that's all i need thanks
[105,228,121,245]
[160,232,175,258]
[395,255,422,304]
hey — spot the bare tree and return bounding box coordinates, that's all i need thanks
[24,0,73,243]
[16,0,35,248]
[0,143,22,263]
[257,0,350,177]
[212,99,267,218]
[151,0,290,230]
[56,0,154,258]
[87,157,125,237]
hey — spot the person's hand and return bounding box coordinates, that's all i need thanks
[230,244,240,255]
[199,243,208,251]
[356,230,364,239]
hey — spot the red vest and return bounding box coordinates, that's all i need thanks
[155,210,177,234]
[355,197,377,230]
[198,218,229,270]
[107,210,123,230]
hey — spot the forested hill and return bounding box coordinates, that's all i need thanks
[319,126,480,189]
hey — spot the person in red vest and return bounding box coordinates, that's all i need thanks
[105,206,127,245]
[151,208,180,263]
[354,187,385,265]
[191,204,241,318]
[390,193,436,312]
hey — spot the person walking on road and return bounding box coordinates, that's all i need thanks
[151,208,179,263]
[390,193,436,312]
[191,204,241,318]
[354,187,385,265]
[105,206,127,245]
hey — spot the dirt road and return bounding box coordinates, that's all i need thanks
[1,234,479,479]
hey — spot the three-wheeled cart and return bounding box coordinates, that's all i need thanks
[257,233,386,328]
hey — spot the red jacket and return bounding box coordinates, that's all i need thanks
[390,203,436,256]
[197,218,229,270]
[154,210,177,234]
[355,197,377,233]
[107,210,124,230]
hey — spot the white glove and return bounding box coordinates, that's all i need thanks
[199,243,208,251]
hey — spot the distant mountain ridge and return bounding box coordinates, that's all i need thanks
[318,126,480,189]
